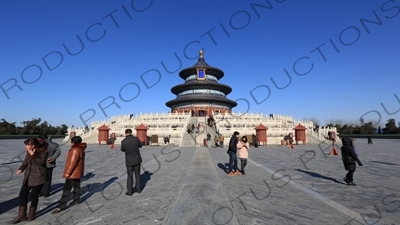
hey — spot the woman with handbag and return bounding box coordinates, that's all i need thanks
[10,138,48,224]
[341,137,363,186]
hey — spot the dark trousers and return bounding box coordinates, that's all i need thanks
[346,169,355,182]
[127,164,141,194]
[40,168,53,196]
[57,179,81,209]
[228,151,238,172]
[19,184,43,207]
[240,159,247,171]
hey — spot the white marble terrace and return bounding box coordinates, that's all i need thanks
[64,111,338,146]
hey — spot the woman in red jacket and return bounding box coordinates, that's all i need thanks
[52,136,87,214]
[10,138,48,224]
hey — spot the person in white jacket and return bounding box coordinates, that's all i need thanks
[237,136,249,175]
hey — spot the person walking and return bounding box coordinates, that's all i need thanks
[121,129,143,196]
[214,134,220,147]
[341,137,363,186]
[252,134,258,148]
[288,133,294,149]
[219,134,224,148]
[227,131,240,176]
[38,134,61,197]
[10,138,48,224]
[237,136,249,175]
[52,136,86,214]
[367,136,373,144]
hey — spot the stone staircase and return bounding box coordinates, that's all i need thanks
[178,115,227,147]
[205,123,219,147]
[181,117,200,147]
[181,116,212,147]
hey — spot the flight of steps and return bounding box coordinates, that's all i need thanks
[180,117,211,147]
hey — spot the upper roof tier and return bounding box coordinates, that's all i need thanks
[171,80,232,95]
[179,50,224,80]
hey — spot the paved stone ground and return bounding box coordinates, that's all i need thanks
[0,138,399,225]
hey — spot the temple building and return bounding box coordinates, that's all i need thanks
[165,50,237,116]
[66,50,336,146]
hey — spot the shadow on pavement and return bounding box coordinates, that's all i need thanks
[294,169,345,184]
[0,182,64,215]
[217,163,229,173]
[140,171,153,191]
[80,176,119,202]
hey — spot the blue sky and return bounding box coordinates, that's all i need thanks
[1,0,399,129]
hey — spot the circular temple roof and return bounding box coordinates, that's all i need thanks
[179,51,224,80]
[166,50,237,111]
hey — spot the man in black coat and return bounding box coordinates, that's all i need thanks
[121,129,143,195]
[341,137,363,186]
[38,134,61,197]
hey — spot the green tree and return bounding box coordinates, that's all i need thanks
[383,119,398,134]
[0,119,17,134]
[1,118,68,136]
[359,122,376,134]
[339,124,354,134]
[20,118,42,134]
[58,124,68,135]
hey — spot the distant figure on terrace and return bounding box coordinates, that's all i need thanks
[214,135,220,147]
[219,134,224,147]
[367,136,373,144]
[208,116,215,128]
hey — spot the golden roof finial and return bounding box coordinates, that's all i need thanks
[199,49,204,58]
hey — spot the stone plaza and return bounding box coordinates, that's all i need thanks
[1,51,399,224]
[0,138,399,225]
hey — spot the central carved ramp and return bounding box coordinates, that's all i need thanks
[163,147,239,225]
